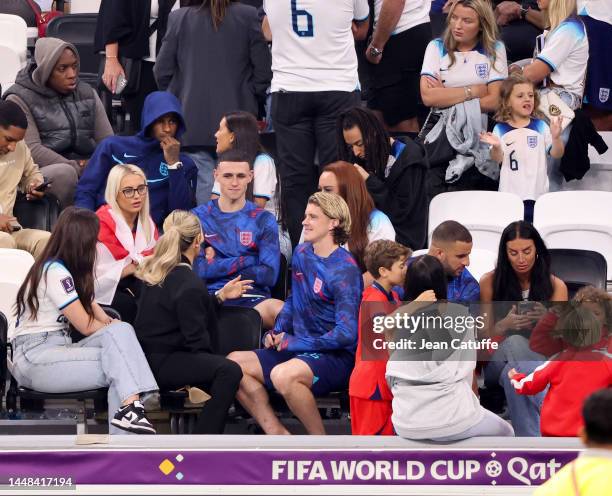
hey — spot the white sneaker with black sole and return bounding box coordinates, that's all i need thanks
[111,400,156,434]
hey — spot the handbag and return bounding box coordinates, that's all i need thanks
[24,0,63,37]
[538,90,575,131]
[417,109,455,169]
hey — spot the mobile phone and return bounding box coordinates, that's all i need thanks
[517,301,536,315]
[114,74,128,95]
[34,179,53,192]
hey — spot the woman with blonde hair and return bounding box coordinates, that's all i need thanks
[420,0,509,194]
[134,209,251,434]
[94,164,158,324]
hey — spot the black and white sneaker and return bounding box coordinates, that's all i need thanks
[111,401,156,434]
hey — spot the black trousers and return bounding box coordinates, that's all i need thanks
[272,90,360,246]
[147,352,242,434]
[124,61,158,134]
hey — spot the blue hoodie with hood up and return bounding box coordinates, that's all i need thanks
[75,91,197,227]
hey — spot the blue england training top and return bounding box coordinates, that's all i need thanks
[274,243,363,353]
[75,91,197,228]
[192,199,280,296]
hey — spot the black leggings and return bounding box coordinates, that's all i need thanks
[147,352,242,434]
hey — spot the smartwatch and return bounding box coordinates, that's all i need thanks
[167,161,183,170]
[520,6,529,20]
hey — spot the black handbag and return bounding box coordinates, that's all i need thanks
[417,109,455,169]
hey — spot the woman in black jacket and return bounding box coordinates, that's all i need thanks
[337,107,428,251]
[95,0,180,132]
[135,209,250,433]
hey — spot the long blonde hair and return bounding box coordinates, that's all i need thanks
[137,210,202,286]
[104,164,153,243]
[443,0,500,69]
[546,0,576,33]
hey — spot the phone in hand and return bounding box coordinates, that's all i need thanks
[114,74,128,95]
[34,179,53,192]
[517,301,536,315]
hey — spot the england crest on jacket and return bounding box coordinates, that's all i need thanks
[239,231,253,246]
[475,63,489,79]
[600,88,610,104]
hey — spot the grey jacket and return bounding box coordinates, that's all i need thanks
[424,99,499,183]
[154,4,272,148]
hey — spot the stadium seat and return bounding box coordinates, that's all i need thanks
[69,0,101,14]
[428,191,524,253]
[549,249,607,298]
[0,46,22,97]
[12,193,61,231]
[45,14,99,87]
[533,191,612,281]
[0,13,28,67]
[559,132,612,192]
[271,254,289,301]
[412,247,497,283]
[0,248,35,335]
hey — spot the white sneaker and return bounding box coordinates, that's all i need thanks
[111,401,156,434]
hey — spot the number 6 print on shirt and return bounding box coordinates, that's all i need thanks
[291,0,314,37]
[509,150,519,171]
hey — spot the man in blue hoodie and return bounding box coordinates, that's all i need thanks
[74,91,197,227]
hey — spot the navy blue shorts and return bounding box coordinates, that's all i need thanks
[582,15,612,111]
[222,294,268,308]
[254,348,355,396]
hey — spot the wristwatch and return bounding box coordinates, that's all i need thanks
[369,45,383,58]
[167,161,183,170]
[520,6,529,20]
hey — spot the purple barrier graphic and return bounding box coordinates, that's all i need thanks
[0,449,579,487]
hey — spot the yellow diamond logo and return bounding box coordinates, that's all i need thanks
[159,459,175,475]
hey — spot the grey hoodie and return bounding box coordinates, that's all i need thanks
[5,38,112,169]
[385,302,484,440]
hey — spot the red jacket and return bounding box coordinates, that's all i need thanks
[511,345,612,437]
[348,284,399,401]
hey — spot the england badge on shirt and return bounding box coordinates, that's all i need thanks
[239,231,253,246]
[475,63,489,79]
[527,136,538,148]
[599,88,610,103]
[313,277,323,294]
[61,276,75,294]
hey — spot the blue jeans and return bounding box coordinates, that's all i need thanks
[10,323,158,435]
[185,149,216,206]
[484,334,546,436]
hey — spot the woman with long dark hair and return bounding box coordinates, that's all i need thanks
[337,107,428,250]
[10,208,158,435]
[480,220,567,436]
[387,255,514,441]
[211,110,291,262]
[154,0,272,205]
[313,161,395,277]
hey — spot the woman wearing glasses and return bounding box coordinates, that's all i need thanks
[94,164,159,324]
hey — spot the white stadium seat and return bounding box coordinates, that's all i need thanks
[534,191,612,280]
[0,13,28,67]
[0,248,35,335]
[412,247,497,283]
[70,0,102,14]
[0,46,22,97]
[428,191,524,253]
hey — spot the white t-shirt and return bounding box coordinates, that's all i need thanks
[421,38,508,88]
[264,0,369,92]
[10,261,78,340]
[493,118,552,201]
[373,0,430,35]
[535,17,589,98]
[213,153,278,217]
[144,0,180,63]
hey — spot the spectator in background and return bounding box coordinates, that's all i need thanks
[0,101,50,258]
[495,0,546,62]
[365,0,432,133]
[228,192,363,435]
[192,149,281,329]
[5,38,113,208]
[96,0,180,133]
[210,111,291,262]
[481,220,568,436]
[420,0,508,195]
[312,161,395,284]
[337,107,428,251]
[94,165,159,324]
[75,91,197,229]
[154,0,272,206]
[135,210,250,434]
[428,220,480,303]
[534,389,612,495]
[263,0,369,246]
[387,254,515,441]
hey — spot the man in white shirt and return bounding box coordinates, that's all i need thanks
[263,0,369,246]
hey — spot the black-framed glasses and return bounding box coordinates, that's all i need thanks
[121,184,148,198]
